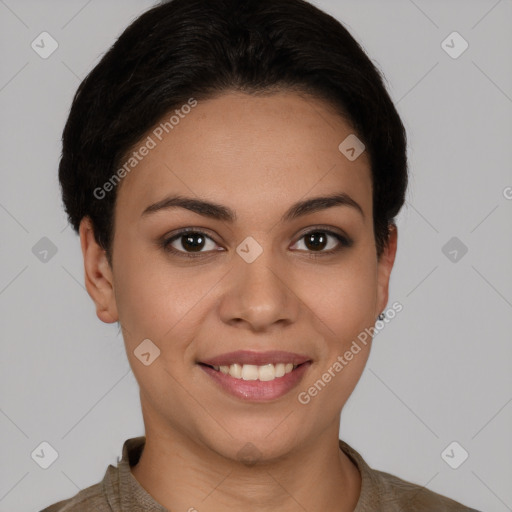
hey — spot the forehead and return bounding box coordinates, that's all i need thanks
[115,91,372,222]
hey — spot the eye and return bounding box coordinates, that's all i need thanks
[291,228,352,256]
[162,229,222,258]
[161,227,352,259]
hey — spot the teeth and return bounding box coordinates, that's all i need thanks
[211,362,298,381]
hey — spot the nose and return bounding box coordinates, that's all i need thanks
[218,247,300,332]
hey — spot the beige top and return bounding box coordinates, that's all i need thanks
[41,436,480,511]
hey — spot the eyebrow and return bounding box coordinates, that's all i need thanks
[141,192,364,222]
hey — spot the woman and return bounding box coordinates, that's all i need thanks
[42,0,481,510]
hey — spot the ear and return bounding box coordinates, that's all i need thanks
[375,223,398,318]
[79,217,118,324]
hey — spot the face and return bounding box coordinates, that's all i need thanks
[80,90,397,462]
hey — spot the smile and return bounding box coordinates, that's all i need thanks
[203,362,300,381]
[198,361,312,401]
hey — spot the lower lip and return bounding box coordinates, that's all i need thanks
[198,362,311,402]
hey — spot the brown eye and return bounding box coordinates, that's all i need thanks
[291,229,351,255]
[161,227,352,260]
[303,231,329,251]
[175,232,208,252]
[162,230,221,258]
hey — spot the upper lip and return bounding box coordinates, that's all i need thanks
[199,350,311,367]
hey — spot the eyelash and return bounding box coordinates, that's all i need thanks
[160,227,352,260]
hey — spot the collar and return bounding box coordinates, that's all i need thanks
[108,436,379,511]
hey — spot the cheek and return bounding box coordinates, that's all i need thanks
[295,254,377,415]
[112,239,221,354]
[297,251,378,340]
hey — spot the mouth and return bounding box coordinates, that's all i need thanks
[198,361,310,382]
[197,359,312,402]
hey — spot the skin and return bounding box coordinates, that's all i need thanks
[80,90,398,512]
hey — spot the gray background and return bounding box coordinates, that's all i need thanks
[1,0,511,511]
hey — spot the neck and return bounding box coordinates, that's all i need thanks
[131,422,361,512]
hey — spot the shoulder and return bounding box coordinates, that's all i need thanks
[338,439,480,512]
[372,467,480,511]
[39,467,116,512]
[39,438,144,512]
